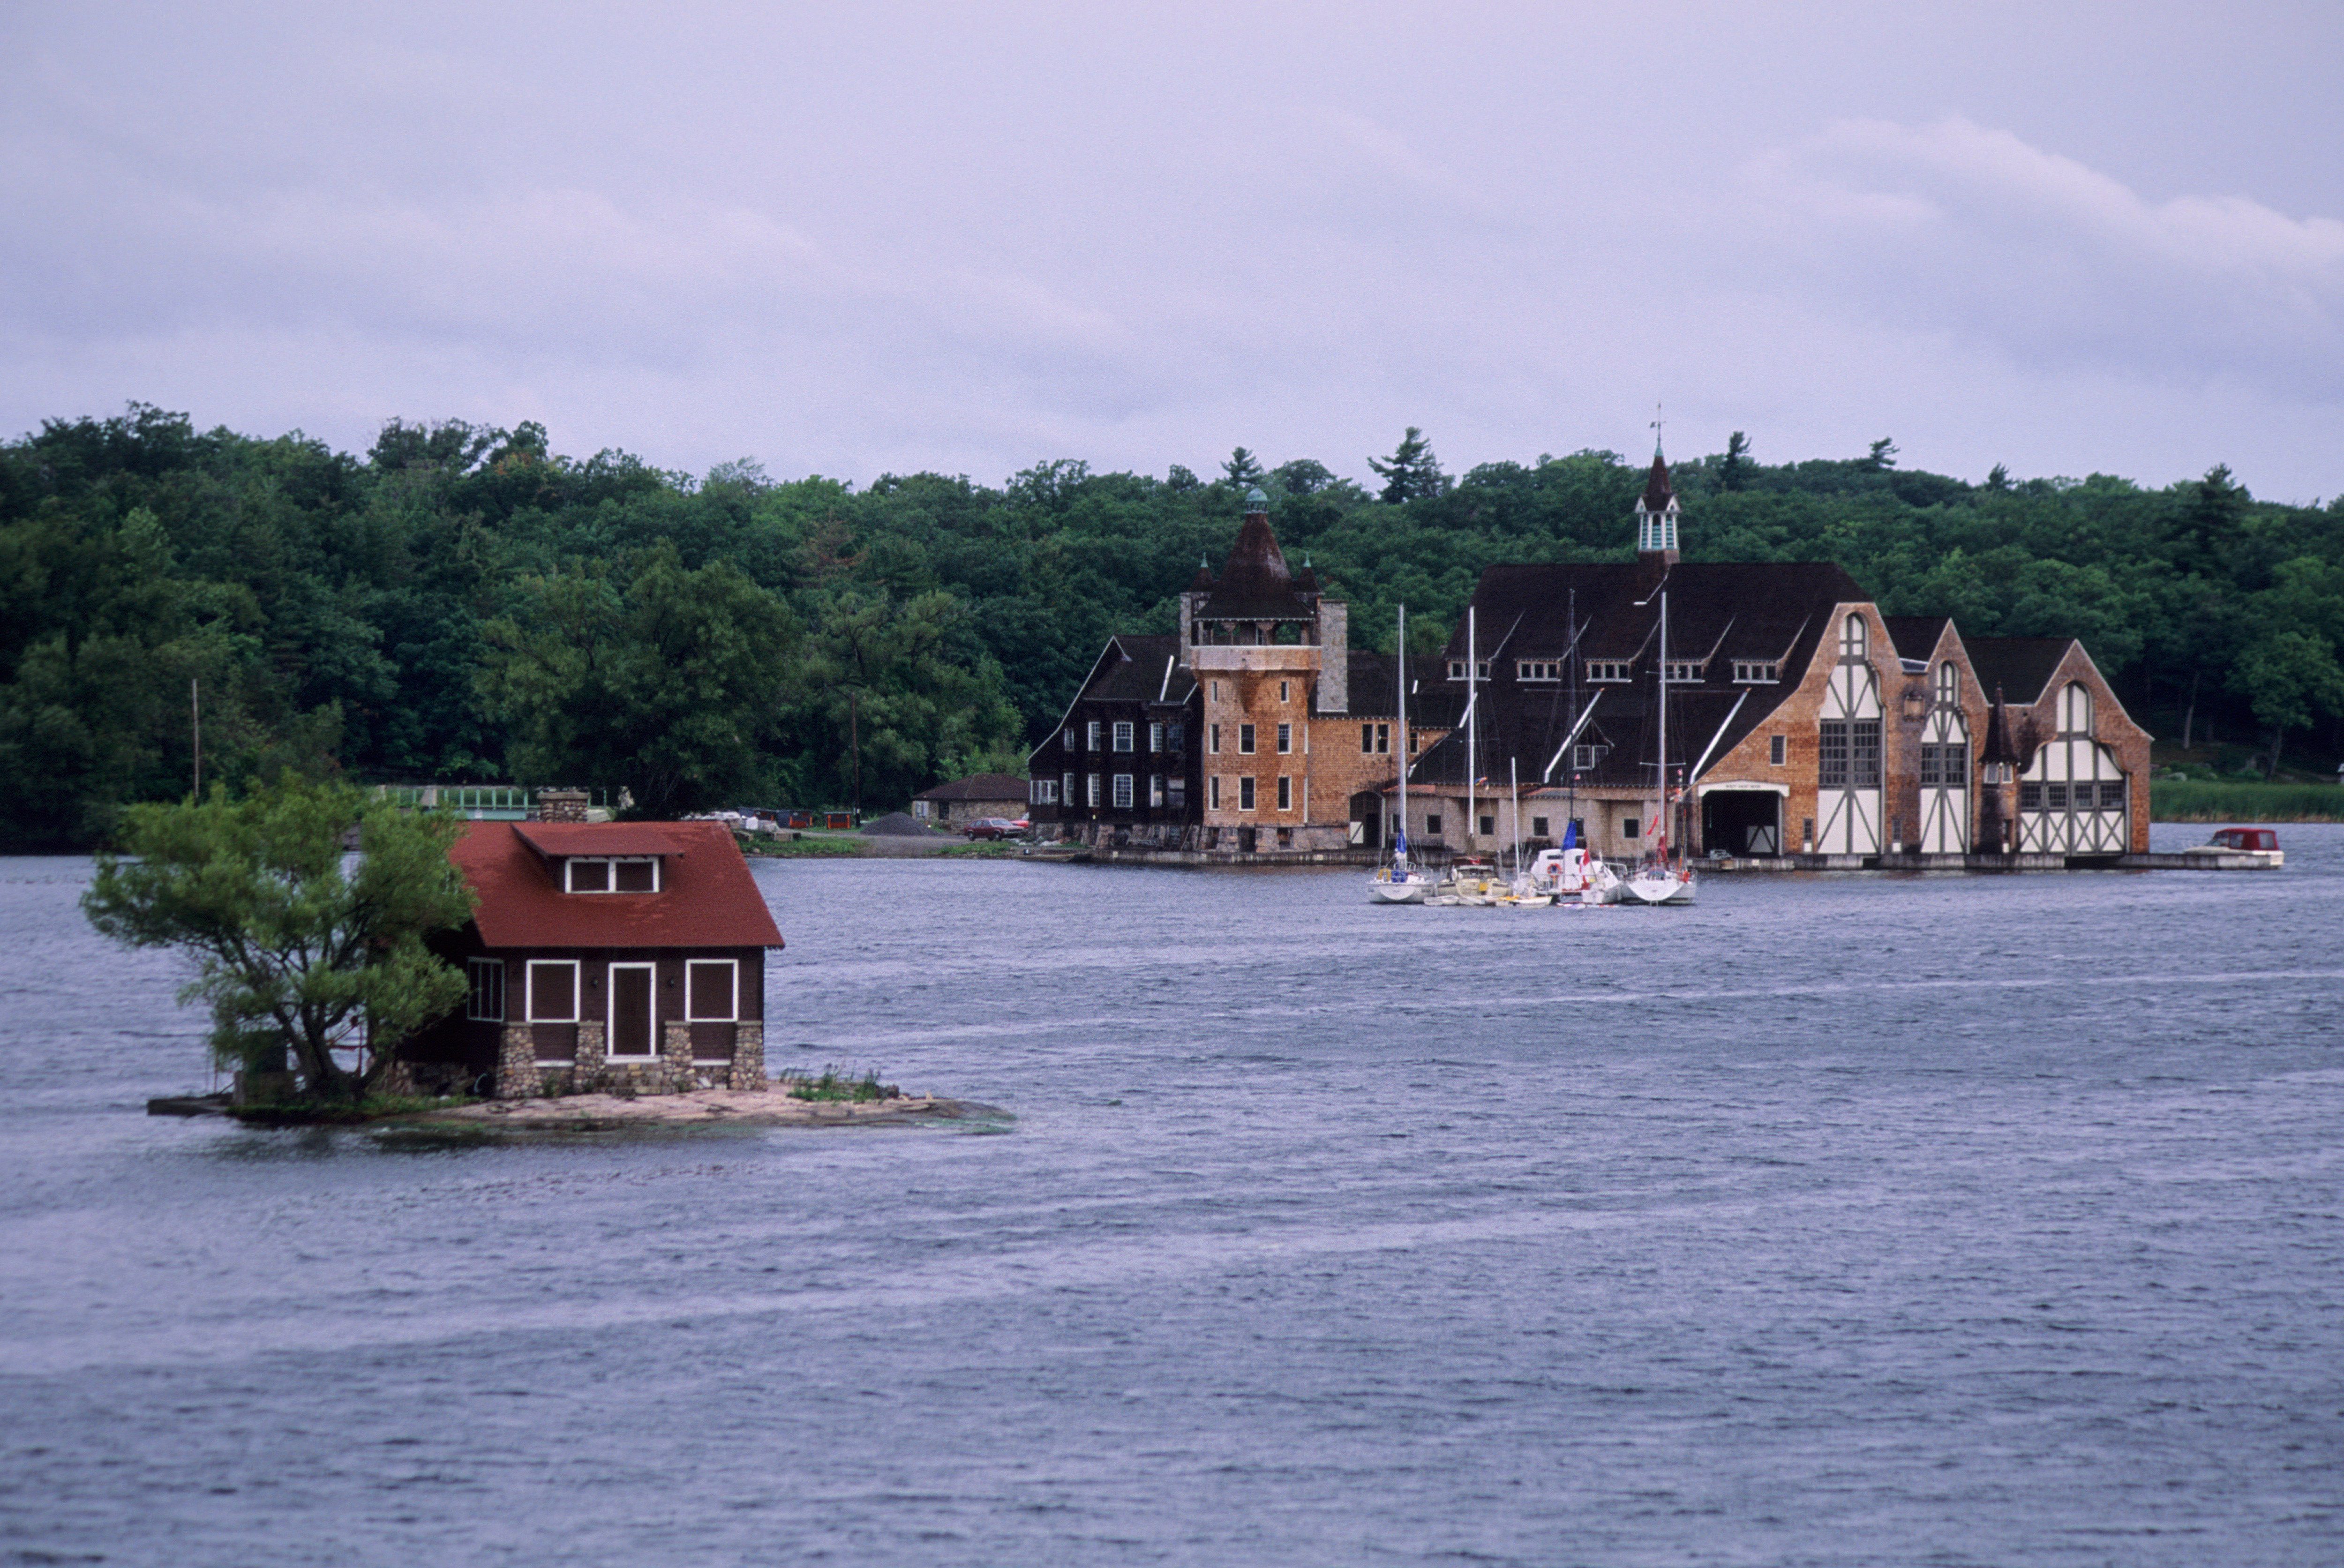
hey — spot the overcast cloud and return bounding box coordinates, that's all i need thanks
[3,2,2339,499]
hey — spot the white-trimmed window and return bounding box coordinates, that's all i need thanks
[1112,721,1134,752]
[1573,743,1609,772]
[1361,722,1389,754]
[1030,778,1058,805]
[1447,659,1492,681]
[1769,735,1786,766]
[1733,660,1780,684]
[1518,660,1560,682]
[1935,663,1959,705]
[1087,773,1100,808]
[685,959,738,1021]
[1086,720,1101,751]
[1586,660,1630,683]
[1209,723,1221,755]
[1279,680,1290,703]
[1210,776,1222,810]
[1112,773,1134,809]
[526,960,579,1023]
[1276,722,1292,754]
[1149,774,1165,808]
[1061,772,1074,806]
[466,957,505,1021]
[1841,614,1867,660]
[2060,682,2093,735]
[565,857,658,893]
[1664,660,1703,683]
[1277,776,1292,811]
[1239,724,1256,754]
[1240,776,1256,811]
[1149,721,1164,753]
[1064,725,1075,750]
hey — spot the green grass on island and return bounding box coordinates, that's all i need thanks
[782,1065,899,1103]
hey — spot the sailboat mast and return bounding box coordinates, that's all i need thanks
[1467,605,1477,852]
[1565,588,1576,837]
[1397,604,1408,856]
[1657,590,1668,861]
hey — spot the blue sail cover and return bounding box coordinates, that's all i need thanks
[1394,826,1410,859]
[1560,819,1577,850]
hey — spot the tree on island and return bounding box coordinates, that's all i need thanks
[83,775,474,1105]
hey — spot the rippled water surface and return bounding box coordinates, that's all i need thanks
[3,828,2342,1566]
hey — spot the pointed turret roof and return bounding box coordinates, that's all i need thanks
[1639,451,1676,514]
[1197,513,1311,621]
[1981,684,2022,771]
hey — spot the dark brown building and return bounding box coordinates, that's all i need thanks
[396,820,784,1098]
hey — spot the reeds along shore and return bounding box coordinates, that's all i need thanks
[2151,780,2344,822]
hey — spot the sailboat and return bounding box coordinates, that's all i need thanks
[1623,587,1696,906]
[1369,604,1434,905]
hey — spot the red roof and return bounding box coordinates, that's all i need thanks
[451,821,784,950]
[513,822,696,857]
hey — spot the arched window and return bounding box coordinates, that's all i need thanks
[1840,614,1867,661]
[1934,662,1959,705]
[2061,682,2092,735]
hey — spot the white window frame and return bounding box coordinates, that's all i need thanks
[684,958,739,1022]
[1149,721,1164,753]
[606,961,658,1059]
[526,959,579,1023]
[1664,660,1703,683]
[1209,723,1221,755]
[1112,773,1134,809]
[1239,724,1256,755]
[1277,775,1292,811]
[1112,721,1134,753]
[1149,773,1165,807]
[1240,775,1256,812]
[1276,723,1292,754]
[1572,743,1609,771]
[1733,660,1781,684]
[1447,659,1493,681]
[1586,660,1630,683]
[1061,772,1074,806]
[1518,660,1560,682]
[1769,734,1786,766]
[466,957,506,1022]
[565,856,660,893]
[1279,680,1290,703]
[1087,773,1100,808]
[1086,720,1101,751]
[1064,726,1075,750]
[1209,776,1222,810]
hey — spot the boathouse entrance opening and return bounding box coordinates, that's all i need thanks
[1702,788,1783,857]
[1348,791,1382,849]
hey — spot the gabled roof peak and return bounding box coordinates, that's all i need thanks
[1639,451,1676,514]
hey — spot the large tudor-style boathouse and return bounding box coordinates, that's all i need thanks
[1031,463,2149,865]
[395,820,784,1098]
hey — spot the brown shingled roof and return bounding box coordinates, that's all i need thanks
[1640,453,1675,513]
[1196,514,1310,622]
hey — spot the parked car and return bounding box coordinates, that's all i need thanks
[962,817,1028,840]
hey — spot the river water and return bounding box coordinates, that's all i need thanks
[1,826,2340,1566]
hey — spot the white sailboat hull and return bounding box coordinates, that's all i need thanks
[1369,876,1431,905]
[1623,871,1696,905]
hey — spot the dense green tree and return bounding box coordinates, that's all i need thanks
[82,775,473,1104]
[1369,426,1448,503]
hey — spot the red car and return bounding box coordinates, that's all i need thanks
[962,818,1029,840]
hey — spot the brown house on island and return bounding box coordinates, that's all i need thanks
[910,772,1030,826]
[394,820,784,1099]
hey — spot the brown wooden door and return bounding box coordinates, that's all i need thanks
[609,964,655,1058]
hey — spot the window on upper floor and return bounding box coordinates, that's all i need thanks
[1112,721,1134,752]
[1573,743,1609,772]
[1733,660,1780,684]
[1447,659,1493,681]
[1112,773,1134,809]
[1148,721,1164,753]
[2060,682,2093,735]
[565,857,658,893]
[1768,734,1786,766]
[1841,614,1867,661]
[1518,660,1560,682]
[1086,773,1100,808]
[1586,660,1630,683]
[1935,663,1959,705]
[1664,660,1703,683]
[1239,724,1256,754]
[1086,720,1101,751]
[1276,723,1291,754]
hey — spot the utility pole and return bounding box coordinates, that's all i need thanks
[849,690,861,822]
[190,678,202,799]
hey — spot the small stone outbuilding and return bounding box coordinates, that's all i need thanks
[396,821,785,1099]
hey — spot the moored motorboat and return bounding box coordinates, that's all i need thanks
[2183,826,2283,866]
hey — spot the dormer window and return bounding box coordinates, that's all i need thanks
[566,856,660,893]
[1447,660,1492,681]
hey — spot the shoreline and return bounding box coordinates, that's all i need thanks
[149,1088,1012,1131]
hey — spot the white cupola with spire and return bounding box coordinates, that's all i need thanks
[1634,443,1680,564]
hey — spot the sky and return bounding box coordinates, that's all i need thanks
[4,1,2341,501]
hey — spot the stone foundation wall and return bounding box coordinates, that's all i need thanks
[486,1016,767,1098]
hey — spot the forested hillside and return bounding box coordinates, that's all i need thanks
[4,407,2339,848]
